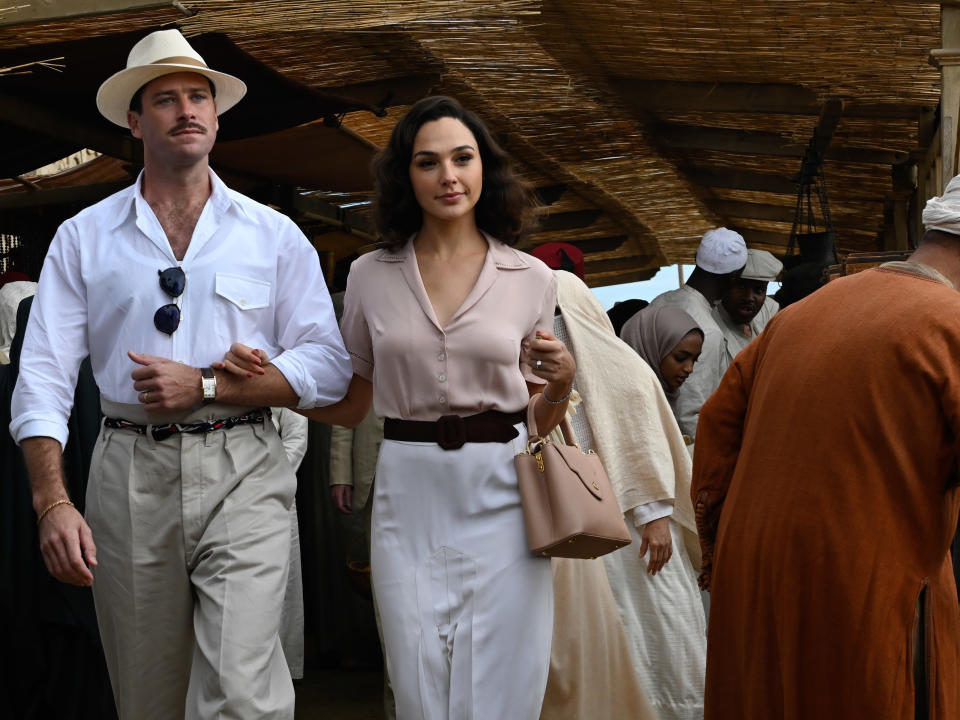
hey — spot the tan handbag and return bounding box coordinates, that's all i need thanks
[515,394,632,559]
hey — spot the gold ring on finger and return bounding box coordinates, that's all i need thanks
[144,391,150,404]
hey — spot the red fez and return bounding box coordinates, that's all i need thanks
[530,242,585,280]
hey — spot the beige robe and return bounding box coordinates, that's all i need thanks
[540,271,707,720]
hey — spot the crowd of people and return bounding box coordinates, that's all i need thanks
[4,26,960,720]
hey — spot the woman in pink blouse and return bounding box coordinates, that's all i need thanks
[224,96,575,719]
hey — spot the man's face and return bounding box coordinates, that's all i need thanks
[721,277,768,325]
[127,72,218,166]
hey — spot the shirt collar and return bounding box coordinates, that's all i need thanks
[376,230,532,269]
[108,167,240,231]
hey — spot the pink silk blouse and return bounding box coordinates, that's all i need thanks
[340,234,556,421]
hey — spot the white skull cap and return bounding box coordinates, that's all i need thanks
[695,227,748,274]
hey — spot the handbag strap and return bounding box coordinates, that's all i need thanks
[526,393,579,448]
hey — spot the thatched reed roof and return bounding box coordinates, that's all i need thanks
[0,1,945,286]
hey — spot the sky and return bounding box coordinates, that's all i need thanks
[591,264,782,310]
[591,264,694,309]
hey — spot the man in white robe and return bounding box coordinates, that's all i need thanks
[712,249,782,372]
[623,227,747,441]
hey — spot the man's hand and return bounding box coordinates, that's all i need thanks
[639,516,673,576]
[331,484,353,514]
[38,502,97,586]
[129,351,202,410]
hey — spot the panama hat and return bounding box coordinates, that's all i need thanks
[96,29,247,127]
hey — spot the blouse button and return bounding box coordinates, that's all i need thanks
[439,394,447,404]
[437,352,446,361]
[438,374,446,382]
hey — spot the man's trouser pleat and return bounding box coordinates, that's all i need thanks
[87,407,296,720]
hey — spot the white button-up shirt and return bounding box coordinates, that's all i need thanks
[11,170,352,447]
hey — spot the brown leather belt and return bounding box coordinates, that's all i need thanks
[383,410,524,450]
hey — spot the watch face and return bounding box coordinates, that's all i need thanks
[202,377,216,400]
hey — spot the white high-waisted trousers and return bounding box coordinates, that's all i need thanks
[371,423,553,720]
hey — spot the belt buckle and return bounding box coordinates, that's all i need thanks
[436,414,466,450]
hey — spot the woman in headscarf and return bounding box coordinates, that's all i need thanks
[546,271,706,720]
[622,305,705,438]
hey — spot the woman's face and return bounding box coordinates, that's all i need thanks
[409,116,483,226]
[659,331,703,390]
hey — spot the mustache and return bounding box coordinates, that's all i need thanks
[168,121,207,135]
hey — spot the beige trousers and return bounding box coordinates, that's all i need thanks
[87,400,297,720]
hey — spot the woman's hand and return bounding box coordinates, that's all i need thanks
[523,330,576,391]
[639,516,673,576]
[216,343,270,378]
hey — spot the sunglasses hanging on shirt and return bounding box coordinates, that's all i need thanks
[155,266,185,335]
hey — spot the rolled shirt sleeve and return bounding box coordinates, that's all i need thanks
[262,214,352,409]
[10,221,89,446]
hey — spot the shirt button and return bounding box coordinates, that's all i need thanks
[240,299,247,306]
[439,395,447,404]
[437,352,446,361]
[438,374,446,382]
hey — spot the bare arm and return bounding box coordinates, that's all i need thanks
[21,436,97,586]
[222,343,372,427]
[297,374,373,428]
[523,330,576,436]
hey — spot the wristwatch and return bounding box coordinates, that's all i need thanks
[201,367,217,404]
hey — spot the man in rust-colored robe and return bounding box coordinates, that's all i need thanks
[692,243,960,718]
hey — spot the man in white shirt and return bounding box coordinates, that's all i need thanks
[713,249,782,372]
[10,30,351,719]
[622,227,747,441]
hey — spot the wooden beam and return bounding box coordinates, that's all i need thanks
[572,236,628,254]
[654,123,909,165]
[323,74,439,114]
[585,267,659,288]
[0,92,142,165]
[931,6,960,186]
[682,167,797,194]
[537,209,602,232]
[0,0,169,27]
[612,79,820,115]
[710,200,877,231]
[584,254,659,275]
[610,79,928,119]
[731,228,792,248]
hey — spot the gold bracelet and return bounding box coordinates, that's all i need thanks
[37,499,74,526]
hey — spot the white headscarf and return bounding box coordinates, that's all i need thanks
[922,174,960,235]
[554,271,700,568]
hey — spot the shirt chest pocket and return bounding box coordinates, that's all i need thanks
[214,273,272,340]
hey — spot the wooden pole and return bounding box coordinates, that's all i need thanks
[931,5,960,188]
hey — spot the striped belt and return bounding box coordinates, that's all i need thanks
[103,409,270,442]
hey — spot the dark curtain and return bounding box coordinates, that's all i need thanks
[0,296,116,719]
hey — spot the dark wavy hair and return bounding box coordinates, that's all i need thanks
[371,95,537,248]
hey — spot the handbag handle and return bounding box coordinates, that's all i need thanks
[525,393,579,448]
